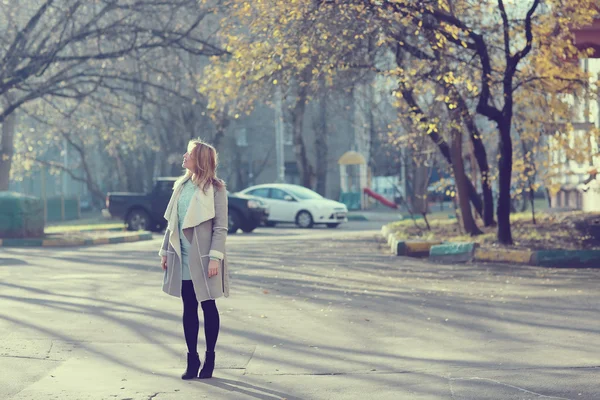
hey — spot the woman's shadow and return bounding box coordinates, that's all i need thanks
[201,377,302,400]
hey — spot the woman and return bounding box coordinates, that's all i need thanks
[158,139,229,380]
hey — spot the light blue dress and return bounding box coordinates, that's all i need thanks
[178,180,197,281]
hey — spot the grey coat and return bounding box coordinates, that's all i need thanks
[158,177,229,301]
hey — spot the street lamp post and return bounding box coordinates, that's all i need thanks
[274,86,286,183]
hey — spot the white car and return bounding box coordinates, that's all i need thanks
[238,184,348,228]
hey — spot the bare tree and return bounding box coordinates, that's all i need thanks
[0,0,224,190]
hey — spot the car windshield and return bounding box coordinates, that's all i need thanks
[285,186,323,200]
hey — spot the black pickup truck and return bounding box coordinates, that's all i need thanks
[104,177,269,234]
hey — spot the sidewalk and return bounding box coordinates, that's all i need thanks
[348,201,456,222]
[347,209,404,222]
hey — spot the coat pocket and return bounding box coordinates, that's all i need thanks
[166,251,176,267]
[164,251,176,284]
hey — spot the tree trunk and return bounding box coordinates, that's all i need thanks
[477,154,496,227]
[454,92,496,227]
[61,133,106,206]
[450,122,482,235]
[114,150,130,191]
[412,162,429,214]
[400,88,483,217]
[529,186,536,225]
[233,145,245,191]
[497,121,513,244]
[0,108,16,191]
[291,80,313,188]
[314,96,328,196]
[521,139,537,225]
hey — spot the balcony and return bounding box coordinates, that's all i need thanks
[574,18,600,57]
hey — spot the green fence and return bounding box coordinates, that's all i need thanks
[0,192,44,238]
[45,196,80,222]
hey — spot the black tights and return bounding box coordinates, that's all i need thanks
[181,280,220,354]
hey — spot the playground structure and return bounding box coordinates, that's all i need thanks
[338,150,400,211]
[363,187,398,209]
[338,151,367,210]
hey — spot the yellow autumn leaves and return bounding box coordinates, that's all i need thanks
[199,0,598,201]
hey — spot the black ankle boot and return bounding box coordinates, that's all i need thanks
[198,351,215,379]
[181,352,201,380]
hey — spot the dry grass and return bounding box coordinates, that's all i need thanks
[387,210,600,250]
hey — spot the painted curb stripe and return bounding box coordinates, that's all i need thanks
[348,215,368,221]
[474,248,533,264]
[381,226,390,238]
[0,232,153,247]
[123,235,139,243]
[397,241,442,257]
[429,242,477,263]
[390,238,399,253]
[533,250,600,267]
[45,226,126,234]
[92,238,111,245]
[1,238,43,247]
[389,235,396,246]
[42,239,86,247]
[78,226,127,233]
[430,242,477,257]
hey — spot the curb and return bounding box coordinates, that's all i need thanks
[394,240,442,257]
[45,226,127,233]
[0,232,153,247]
[73,226,127,233]
[381,227,442,257]
[382,225,600,268]
[429,242,478,263]
[381,225,391,238]
[348,214,369,221]
[531,250,600,268]
[473,247,533,265]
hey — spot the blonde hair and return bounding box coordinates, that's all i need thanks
[184,139,225,192]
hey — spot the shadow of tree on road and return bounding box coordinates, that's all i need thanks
[1,231,600,399]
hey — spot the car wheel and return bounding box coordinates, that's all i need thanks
[265,221,277,227]
[228,209,242,234]
[126,209,151,231]
[296,211,314,228]
[153,221,167,233]
[241,224,257,233]
[327,223,340,228]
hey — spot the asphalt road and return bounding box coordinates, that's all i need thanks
[1,221,599,399]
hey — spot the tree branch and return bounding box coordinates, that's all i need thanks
[513,0,541,63]
[498,0,511,59]
[17,153,106,203]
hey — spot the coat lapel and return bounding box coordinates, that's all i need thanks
[164,176,187,230]
[182,184,215,229]
[164,176,216,256]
